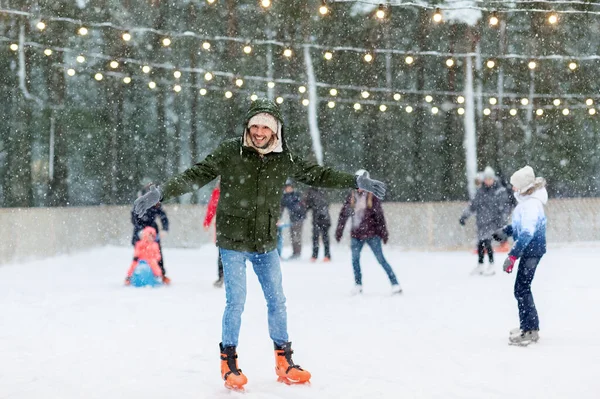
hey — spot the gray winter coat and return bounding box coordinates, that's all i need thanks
[461,181,510,240]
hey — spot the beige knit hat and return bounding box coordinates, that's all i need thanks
[247,112,278,134]
[510,165,536,192]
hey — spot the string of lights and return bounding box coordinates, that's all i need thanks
[332,0,600,15]
[59,64,600,118]
[1,6,599,61]
[2,34,599,108]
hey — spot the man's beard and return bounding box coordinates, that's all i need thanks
[252,135,275,149]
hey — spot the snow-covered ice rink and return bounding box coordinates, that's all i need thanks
[1,243,598,399]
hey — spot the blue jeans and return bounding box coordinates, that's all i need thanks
[514,257,541,331]
[219,248,288,347]
[351,237,398,286]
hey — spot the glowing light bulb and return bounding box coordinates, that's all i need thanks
[483,108,491,116]
[235,79,244,87]
[123,76,131,84]
[122,33,132,41]
[324,51,333,60]
[78,27,88,36]
[562,108,570,115]
[487,60,495,69]
[299,86,307,94]
[457,108,465,115]
[431,107,439,114]
[354,103,361,110]
[589,108,596,115]
[261,0,271,8]
[394,93,401,101]
[457,96,465,104]
[329,88,337,96]
[489,97,497,105]
[67,69,76,76]
[406,106,413,113]
[536,109,544,116]
[361,91,370,99]
[328,101,335,109]
[94,73,103,81]
[553,99,561,106]
[364,53,373,63]
[276,97,284,104]
[379,104,387,112]
[510,109,517,116]
[37,21,46,30]
[446,58,454,67]
[267,81,275,88]
[202,42,211,50]
[77,55,86,63]
[174,70,182,79]
[319,5,329,15]
[283,48,293,58]
[200,88,208,96]
[174,85,182,93]
[162,38,171,47]
[586,99,594,106]
[302,99,310,106]
[528,61,537,70]
[148,81,156,89]
[142,65,151,73]
[548,13,558,25]
[9,43,18,51]
[110,61,119,69]
[204,72,213,81]
[225,91,233,98]
[44,49,53,56]
[432,9,443,23]
[405,56,414,65]
[425,95,433,103]
[521,98,529,106]
[568,62,577,71]
[250,94,258,101]
[489,15,499,26]
[243,45,252,54]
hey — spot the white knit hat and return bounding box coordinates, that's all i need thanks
[482,166,495,179]
[248,112,278,134]
[510,165,536,192]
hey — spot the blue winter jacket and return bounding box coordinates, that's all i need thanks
[503,184,547,259]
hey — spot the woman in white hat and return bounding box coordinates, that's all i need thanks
[493,165,547,346]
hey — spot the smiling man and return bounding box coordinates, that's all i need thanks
[133,98,386,391]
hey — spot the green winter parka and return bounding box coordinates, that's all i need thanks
[160,99,356,253]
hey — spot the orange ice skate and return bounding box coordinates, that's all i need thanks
[220,343,247,391]
[274,342,311,385]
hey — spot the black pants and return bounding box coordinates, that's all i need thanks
[290,221,303,256]
[477,239,493,264]
[312,224,331,259]
[217,251,224,279]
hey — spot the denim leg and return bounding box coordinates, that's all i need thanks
[351,238,365,285]
[366,237,399,286]
[251,250,289,346]
[220,248,248,347]
[514,257,540,331]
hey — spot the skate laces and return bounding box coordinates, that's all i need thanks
[277,348,303,373]
[221,352,242,378]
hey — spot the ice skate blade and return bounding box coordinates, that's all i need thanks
[224,382,246,392]
[277,376,311,385]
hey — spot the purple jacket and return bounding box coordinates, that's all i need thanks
[335,191,389,243]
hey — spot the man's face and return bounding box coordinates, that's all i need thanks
[483,177,494,187]
[284,185,294,193]
[249,124,275,149]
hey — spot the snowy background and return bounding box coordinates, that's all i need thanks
[1,243,599,399]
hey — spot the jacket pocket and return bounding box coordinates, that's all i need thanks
[217,208,251,242]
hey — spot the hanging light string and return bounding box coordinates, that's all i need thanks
[3,35,599,105]
[332,0,600,15]
[2,7,600,62]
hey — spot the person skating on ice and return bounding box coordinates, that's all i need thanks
[303,187,333,262]
[335,170,402,296]
[131,187,171,284]
[493,165,547,346]
[203,180,224,288]
[132,98,386,391]
[459,166,510,276]
[279,179,306,260]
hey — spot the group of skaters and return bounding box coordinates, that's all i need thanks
[128,98,548,391]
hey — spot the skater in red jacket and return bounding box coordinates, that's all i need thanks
[125,227,164,285]
[203,181,224,287]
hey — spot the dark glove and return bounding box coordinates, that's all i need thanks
[492,228,508,242]
[503,255,517,273]
[356,171,386,200]
[459,217,466,226]
[335,233,342,243]
[133,185,162,218]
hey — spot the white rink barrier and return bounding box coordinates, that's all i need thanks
[1,198,598,264]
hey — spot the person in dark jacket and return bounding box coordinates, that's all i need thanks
[280,180,306,260]
[132,98,386,391]
[459,166,510,276]
[131,188,170,284]
[303,187,332,262]
[335,170,402,296]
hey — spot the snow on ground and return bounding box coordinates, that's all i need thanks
[1,243,599,399]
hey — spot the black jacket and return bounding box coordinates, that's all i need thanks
[303,187,331,227]
[131,204,169,245]
[280,191,306,223]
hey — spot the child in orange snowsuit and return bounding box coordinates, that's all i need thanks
[125,226,163,285]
